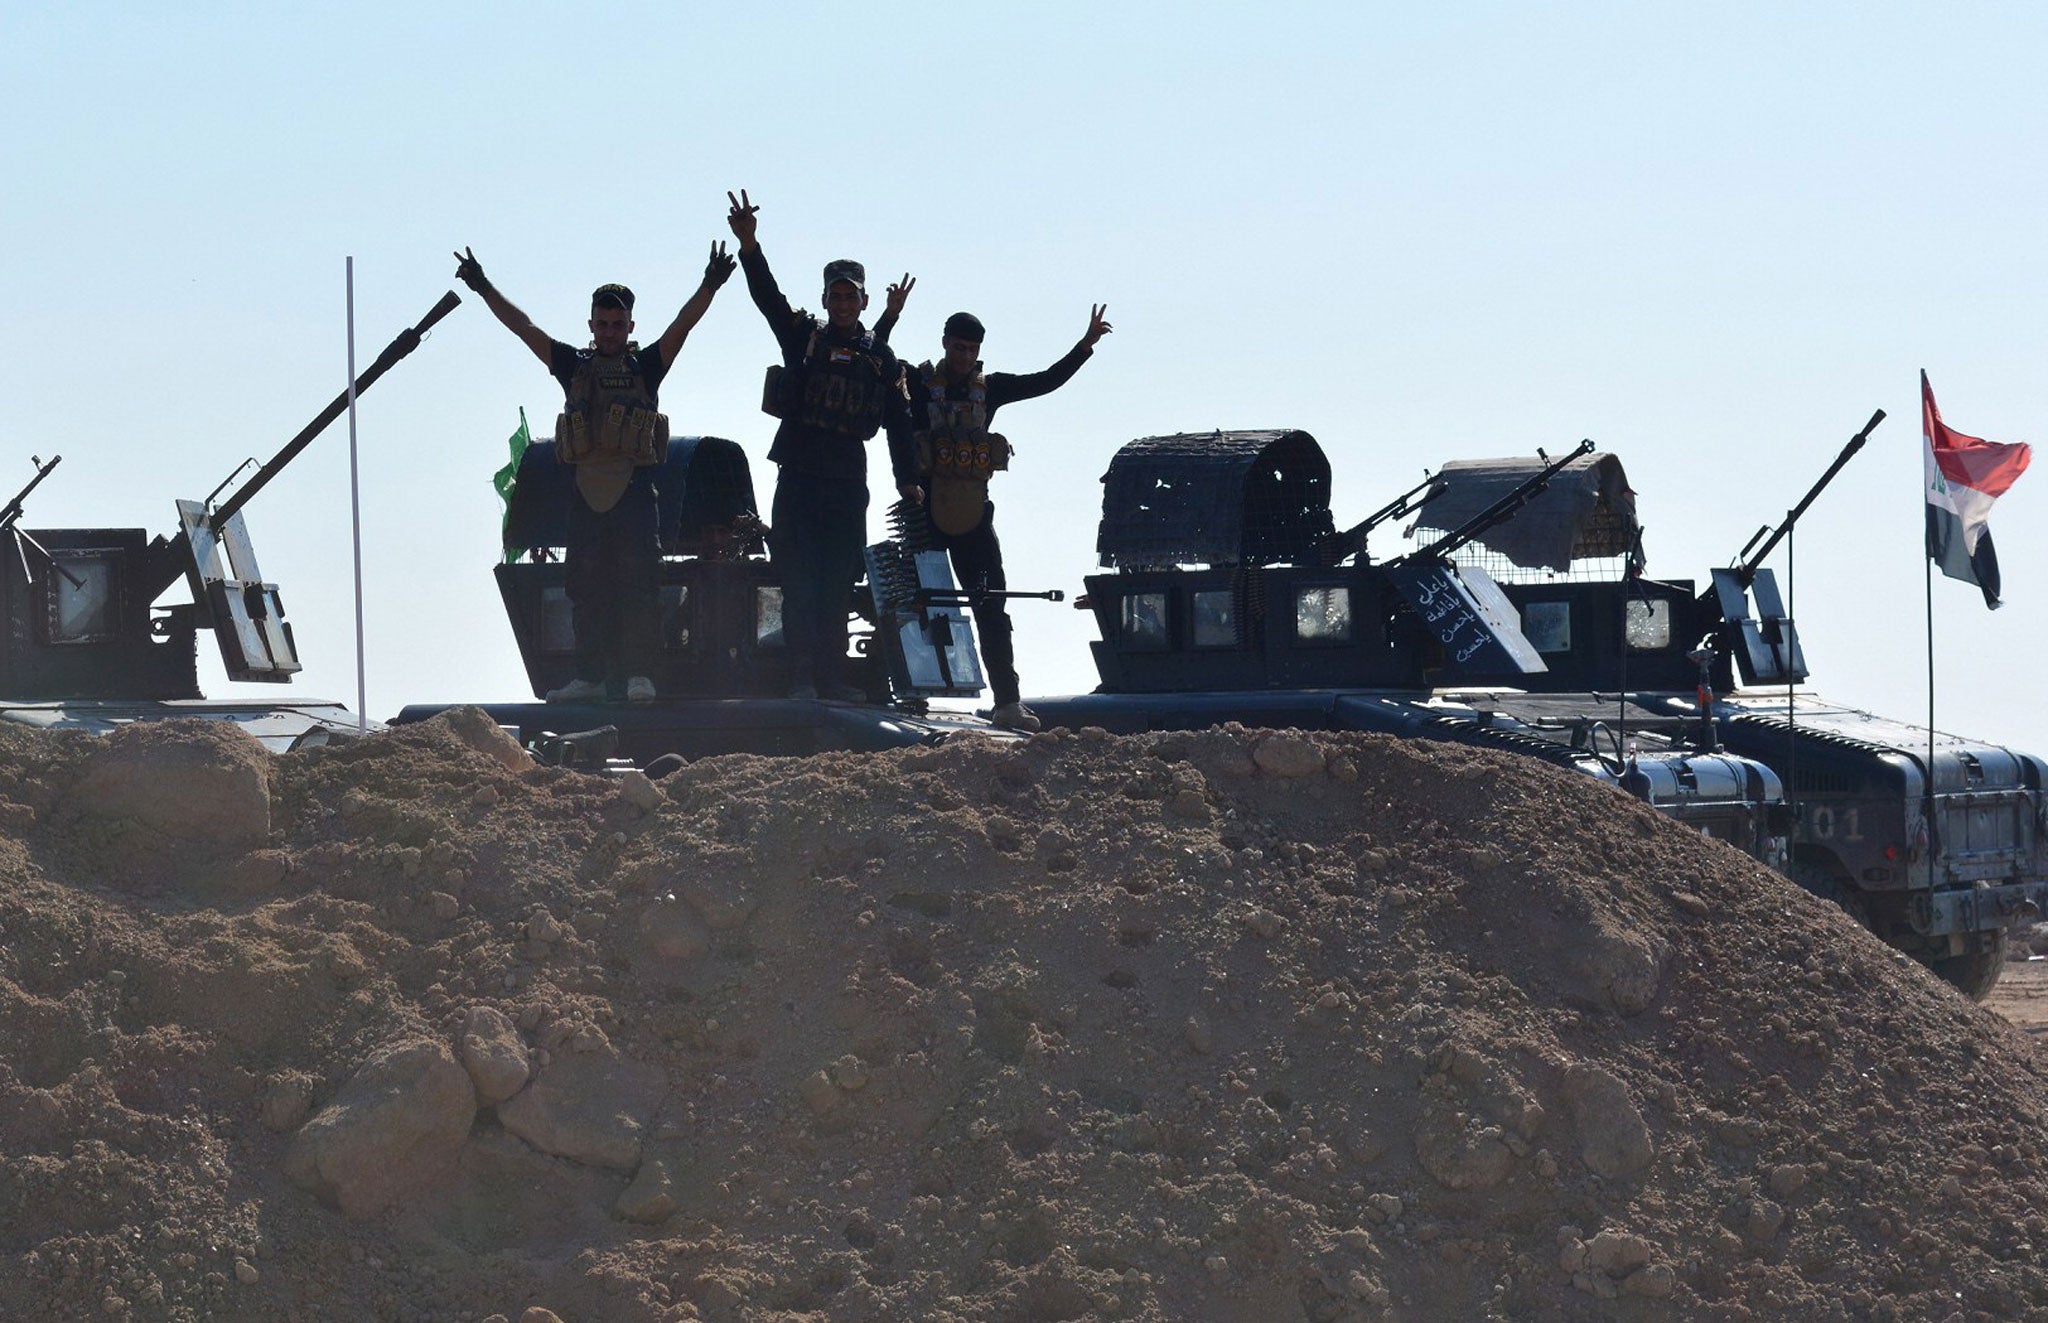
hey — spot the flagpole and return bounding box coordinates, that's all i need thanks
[1918,369,2033,923]
[345,258,367,734]
[1924,479,1937,901]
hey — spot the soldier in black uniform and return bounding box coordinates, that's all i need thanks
[455,243,735,702]
[884,304,1111,730]
[725,189,911,702]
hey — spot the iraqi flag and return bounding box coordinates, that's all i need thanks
[1924,370,2031,609]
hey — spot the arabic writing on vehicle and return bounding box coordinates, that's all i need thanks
[1413,574,1496,667]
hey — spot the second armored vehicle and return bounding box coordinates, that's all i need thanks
[1027,424,2047,997]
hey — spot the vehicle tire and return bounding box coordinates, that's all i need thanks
[1926,930,2009,1001]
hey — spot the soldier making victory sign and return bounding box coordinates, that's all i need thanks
[725,188,914,702]
[880,302,1112,731]
[454,242,736,703]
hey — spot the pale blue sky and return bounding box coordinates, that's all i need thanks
[4,3,2044,749]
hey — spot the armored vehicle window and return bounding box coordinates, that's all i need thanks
[1625,598,1672,650]
[537,586,575,654]
[1294,585,1352,643]
[46,550,120,644]
[1192,590,1237,648]
[1522,600,1572,654]
[754,587,785,648]
[660,585,691,649]
[1121,592,1170,649]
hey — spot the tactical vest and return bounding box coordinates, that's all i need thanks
[557,349,667,467]
[763,323,892,441]
[916,365,1009,536]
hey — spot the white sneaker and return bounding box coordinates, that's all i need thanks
[991,701,1041,732]
[625,676,657,702]
[545,677,607,703]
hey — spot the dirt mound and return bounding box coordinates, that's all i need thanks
[3,713,2047,1321]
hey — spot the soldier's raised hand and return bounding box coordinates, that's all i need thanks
[885,274,916,319]
[452,246,487,292]
[704,240,736,288]
[1082,303,1113,348]
[725,189,760,249]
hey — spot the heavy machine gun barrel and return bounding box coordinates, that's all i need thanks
[211,290,462,528]
[0,454,62,534]
[918,587,1066,607]
[144,290,462,598]
[1324,471,1442,565]
[1387,439,1595,569]
[1724,407,1885,589]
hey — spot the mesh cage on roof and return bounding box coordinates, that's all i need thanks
[1410,451,1637,573]
[503,436,759,555]
[1096,430,1335,568]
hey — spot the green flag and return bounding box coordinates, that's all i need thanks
[492,408,532,565]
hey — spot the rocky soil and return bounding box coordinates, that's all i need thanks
[3,712,2048,1321]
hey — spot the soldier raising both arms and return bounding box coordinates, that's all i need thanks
[726,188,913,702]
[455,242,735,702]
[881,303,1112,731]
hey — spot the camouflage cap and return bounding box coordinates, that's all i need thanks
[821,259,865,294]
[590,283,635,312]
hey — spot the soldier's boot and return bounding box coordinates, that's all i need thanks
[991,701,1041,733]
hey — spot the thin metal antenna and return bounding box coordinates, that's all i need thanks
[346,258,367,734]
[1785,514,1797,817]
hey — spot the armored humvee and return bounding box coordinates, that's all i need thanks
[1028,424,2045,997]
[1025,430,1791,868]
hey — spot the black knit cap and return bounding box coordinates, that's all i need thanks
[944,312,986,343]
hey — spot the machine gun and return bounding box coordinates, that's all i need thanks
[0,290,460,720]
[1374,440,1595,677]
[1,454,61,536]
[144,290,462,604]
[1322,471,1443,566]
[135,291,461,683]
[1721,408,1885,594]
[1388,439,1596,570]
[918,584,1066,610]
[3,455,67,586]
[1702,408,1884,686]
[0,290,460,709]
[859,499,1073,701]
